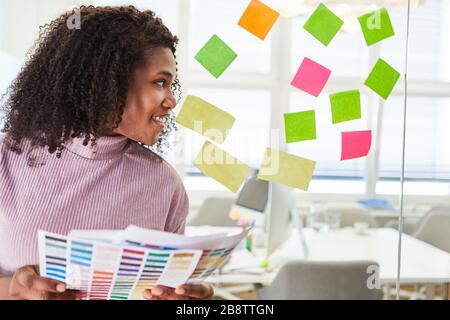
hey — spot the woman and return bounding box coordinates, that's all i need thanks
[0,6,213,300]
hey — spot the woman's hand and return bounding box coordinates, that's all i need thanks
[8,265,81,300]
[143,282,214,300]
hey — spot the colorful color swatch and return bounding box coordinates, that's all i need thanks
[303,3,344,46]
[341,130,372,160]
[291,57,331,97]
[194,34,237,78]
[330,90,361,124]
[176,95,235,144]
[193,141,251,193]
[358,8,395,46]
[364,58,400,100]
[284,110,316,143]
[238,0,280,40]
[257,148,316,191]
[38,232,67,282]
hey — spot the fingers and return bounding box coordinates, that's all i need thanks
[176,283,214,299]
[143,286,190,300]
[16,267,66,293]
[10,265,81,300]
[22,288,82,300]
[143,283,214,300]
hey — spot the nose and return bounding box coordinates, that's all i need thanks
[162,89,177,110]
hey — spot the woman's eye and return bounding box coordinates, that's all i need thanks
[155,80,166,87]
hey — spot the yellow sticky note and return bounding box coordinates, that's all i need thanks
[257,148,316,191]
[229,209,240,221]
[176,95,235,143]
[194,141,252,193]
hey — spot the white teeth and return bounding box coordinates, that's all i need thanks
[152,116,166,123]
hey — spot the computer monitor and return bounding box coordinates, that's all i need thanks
[229,174,296,259]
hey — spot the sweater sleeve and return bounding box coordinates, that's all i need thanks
[164,176,189,235]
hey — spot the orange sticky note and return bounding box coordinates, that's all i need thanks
[238,0,280,40]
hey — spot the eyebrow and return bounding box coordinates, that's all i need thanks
[157,70,175,79]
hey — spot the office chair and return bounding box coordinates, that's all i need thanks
[328,208,379,228]
[385,207,450,300]
[256,260,383,300]
[411,208,450,300]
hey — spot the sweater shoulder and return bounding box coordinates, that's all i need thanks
[125,142,184,186]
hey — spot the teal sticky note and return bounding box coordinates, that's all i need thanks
[284,110,316,143]
[194,34,238,78]
[303,3,344,46]
[365,58,400,100]
[358,8,395,46]
[330,90,361,124]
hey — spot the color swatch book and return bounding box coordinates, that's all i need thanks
[38,225,248,300]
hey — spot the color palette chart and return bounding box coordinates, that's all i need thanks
[38,226,247,300]
[38,232,67,282]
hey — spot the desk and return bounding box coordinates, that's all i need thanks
[297,204,428,227]
[209,228,450,286]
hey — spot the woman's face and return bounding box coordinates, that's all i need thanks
[111,46,177,145]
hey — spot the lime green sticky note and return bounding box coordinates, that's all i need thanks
[194,34,238,78]
[303,3,344,46]
[194,141,251,193]
[258,148,316,191]
[284,110,316,144]
[330,90,361,124]
[176,95,235,144]
[358,8,394,46]
[364,58,400,100]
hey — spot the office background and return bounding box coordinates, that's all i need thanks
[1,0,449,299]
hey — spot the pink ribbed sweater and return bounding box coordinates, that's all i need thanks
[0,134,189,276]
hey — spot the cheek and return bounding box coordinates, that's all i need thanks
[134,90,164,119]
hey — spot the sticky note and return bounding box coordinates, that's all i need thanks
[364,58,400,100]
[303,3,344,46]
[284,110,316,143]
[229,209,240,221]
[194,34,237,78]
[358,8,394,46]
[330,90,361,124]
[290,57,331,97]
[257,148,316,191]
[193,141,251,193]
[176,95,235,143]
[341,130,372,160]
[238,0,280,40]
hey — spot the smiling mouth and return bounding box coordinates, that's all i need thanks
[151,115,169,129]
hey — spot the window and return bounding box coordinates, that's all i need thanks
[187,0,272,74]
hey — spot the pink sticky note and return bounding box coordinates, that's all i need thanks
[341,130,372,160]
[237,218,249,226]
[290,57,331,97]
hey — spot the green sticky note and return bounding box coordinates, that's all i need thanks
[364,58,400,100]
[303,3,344,46]
[358,8,395,46]
[284,110,316,144]
[257,148,316,191]
[194,141,251,193]
[330,90,361,124]
[194,34,238,78]
[176,95,235,143]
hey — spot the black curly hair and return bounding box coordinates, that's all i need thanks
[0,5,180,158]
